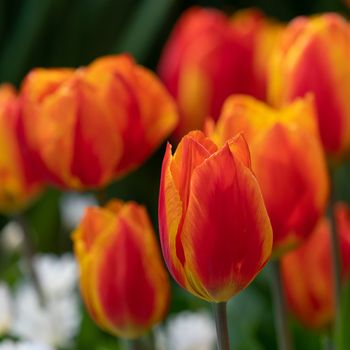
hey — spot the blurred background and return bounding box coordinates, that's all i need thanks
[0,0,350,349]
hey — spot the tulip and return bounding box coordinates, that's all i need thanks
[73,200,170,338]
[20,54,178,189]
[268,13,350,156]
[230,9,284,101]
[158,7,282,139]
[282,202,350,329]
[158,130,273,302]
[210,95,329,255]
[0,84,42,213]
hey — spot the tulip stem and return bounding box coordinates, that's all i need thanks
[270,260,293,350]
[124,337,153,350]
[15,213,45,306]
[212,302,230,350]
[322,333,334,350]
[328,167,341,337]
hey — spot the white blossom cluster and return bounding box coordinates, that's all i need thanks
[0,340,53,350]
[156,311,216,350]
[0,254,80,349]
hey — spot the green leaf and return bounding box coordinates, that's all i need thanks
[335,279,350,350]
[0,0,55,84]
[114,0,177,63]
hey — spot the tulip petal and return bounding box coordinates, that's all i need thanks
[73,207,116,258]
[282,218,334,328]
[0,85,42,212]
[73,209,118,332]
[269,14,350,154]
[335,203,350,279]
[159,143,186,286]
[212,95,329,253]
[74,201,170,338]
[180,143,272,301]
[227,133,251,169]
[213,95,319,148]
[160,131,218,288]
[92,206,168,338]
[86,54,178,176]
[252,124,328,253]
[69,79,122,187]
[171,131,217,209]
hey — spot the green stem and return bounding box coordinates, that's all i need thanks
[212,302,230,350]
[15,213,45,306]
[323,332,334,350]
[124,338,148,350]
[270,260,293,350]
[328,167,341,338]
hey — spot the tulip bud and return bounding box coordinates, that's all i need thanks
[159,7,282,139]
[0,84,42,213]
[269,13,350,156]
[210,95,329,255]
[73,200,170,339]
[20,54,178,189]
[158,130,272,302]
[282,203,350,329]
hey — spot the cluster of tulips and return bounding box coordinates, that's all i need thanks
[2,5,350,350]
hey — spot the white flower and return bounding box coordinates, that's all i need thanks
[59,192,97,230]
[156,311,216,350]
[33,254,78,298]
[0,340,53,350]
[0,283,12,336]
[11,254,80,348]
[0,221,24,252]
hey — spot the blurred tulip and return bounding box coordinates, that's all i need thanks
[73,200,170,339]
[85,55,178,176]
[158,130,272,302]
[158,7,282,139]
[282,202,350,329]
[269,13,350,156]
[20,54,178,189]
[230,9,284,101]
[210,95,329,255]
[0,85,42,213]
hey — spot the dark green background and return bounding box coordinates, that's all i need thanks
[0,0,349,86]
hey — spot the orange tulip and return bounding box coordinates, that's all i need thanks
[73,200,170,338]
[269,13,350,156]
[20,54,178,189]
[210,95,329,255]
[282,202,350,329]
[0,84,42,213]
[158,7,282,139]
[158,130,272,302]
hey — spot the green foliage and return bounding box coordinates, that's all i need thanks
[335,279,350,350]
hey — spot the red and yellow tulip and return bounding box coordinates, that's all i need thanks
[282,203,350,329]
[73,200,170,339]
[158,130,273,302]
[0,84,42,213]
[210,95,329,255]
[230,9,284,101]
[20,54,178,189]
[269,13,350,156]
[158,7,282,139]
